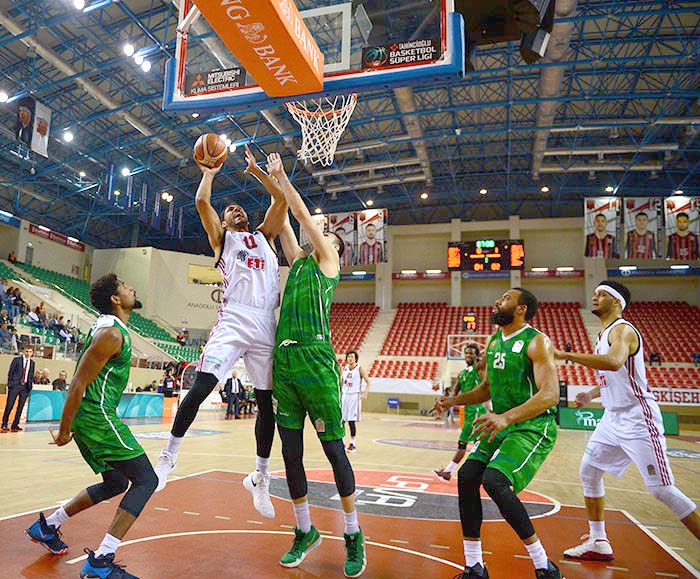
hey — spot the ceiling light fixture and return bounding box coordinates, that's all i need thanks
[366,199,374,206]
[79,171,86,177]
[121,167,130,177]
[0,91,8,103]
[605,185,614,193]
[63,130,74,142]
[674,189,684,195]
[113,190,121,196]
[420,192,428,199]
[479,188,488,195]
[191,112,200,118]
[141,61,151,73]
[123,43,135,57]
[73,0,85,9]
[540,186,549,193]
[314,207,322,214]
[134,54,144,66]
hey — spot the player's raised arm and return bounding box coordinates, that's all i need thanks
[194,163,225,256]
[278,214,305,267]
[52,327,122,446]
[267,153,339,277]
[243,145,288,243]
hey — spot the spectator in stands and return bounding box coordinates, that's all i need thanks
[27,308,43,329]
[38,368,51,385]
[649,351,662,367]
[5,287,19,320]
[0,278,6,297]
[693,352,700,367]
[162,368,176,398]
[52,370,68,391]
[223,370,244,419]
[9,327,18,354]
[245,384,256,414]
[0,322,12,352]
[0,308,11,326]
[565,342,572,364]
[7,250,16,264]
[145,381,157,393]
[176,329,186,346]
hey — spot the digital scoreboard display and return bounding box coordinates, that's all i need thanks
[447,239,525,272]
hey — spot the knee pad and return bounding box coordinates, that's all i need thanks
[86,471,129,504]
[321,438,355,497]
[580,456,605,498]
[648,485,697,520]
[279,426,307,499]
[458,459,486,495]
[482,468,535,541]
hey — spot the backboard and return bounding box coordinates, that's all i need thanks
[163,0,464,114]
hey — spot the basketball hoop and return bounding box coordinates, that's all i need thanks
[285,93,358,167]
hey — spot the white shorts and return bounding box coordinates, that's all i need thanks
[341,391,362,422]
[197,304,276,388]
[585,411,675,486]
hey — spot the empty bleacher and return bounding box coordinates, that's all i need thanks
[625,301,700,363]
[531,302,591,353]
[330,303,378,354]
[557,364,700,389]
[369,359,439,380]
[159,342,201,363]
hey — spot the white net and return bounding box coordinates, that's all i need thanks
[285,93,358,166]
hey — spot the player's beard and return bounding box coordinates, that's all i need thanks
[490,308,515,326]
[133,299,143,310]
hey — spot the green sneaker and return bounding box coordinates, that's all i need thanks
[344,529,367,578]
[279,526,322,568]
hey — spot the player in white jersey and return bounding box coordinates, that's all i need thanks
[341,350,371,452]
[155,145,287,519]
[556,280,699,561]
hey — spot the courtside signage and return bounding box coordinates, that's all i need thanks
[559,407,679,435]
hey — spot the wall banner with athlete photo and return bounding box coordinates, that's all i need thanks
[358,208,388,264]
[584,197,621,259]
[31,100,51,158]
[664,195,699,260]
[299,213,328,252]
[623,197,662,259]
[15,96,35,147]
[329,212,357,266]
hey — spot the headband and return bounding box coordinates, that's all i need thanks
[596,284,627,310]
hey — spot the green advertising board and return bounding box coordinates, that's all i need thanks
[559,407,678,436]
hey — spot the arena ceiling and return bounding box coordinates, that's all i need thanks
[0,0,699,254]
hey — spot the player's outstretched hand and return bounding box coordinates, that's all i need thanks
[431,395,452,415]
[266,153,285,179]
[49,426,74,447]
[472,412,509,443]
[553,348,566,361]
[244,144,258,174]
[196,161,222,177]
[575,391,592,408]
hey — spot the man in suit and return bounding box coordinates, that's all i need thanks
[2,346,35,432]
[224,370,244,419]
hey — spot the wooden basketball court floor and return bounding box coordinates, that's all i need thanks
[1,412,699,578]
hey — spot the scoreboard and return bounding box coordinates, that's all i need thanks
[447,239,525,272]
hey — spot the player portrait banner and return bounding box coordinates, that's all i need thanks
[177,207,184,240]
[623,197,661,259]
[125,175,134,215]
[357,208,387,264]
[584,197,620,258]
[299,213,328,252]
[30,100,51,158]
[151,193,161,229]
[15,95,35,147]
[664,195,699,260]
[329,211,357,266]
[166,200,175,235]
[139,183,149,223]
[105,164,115,203]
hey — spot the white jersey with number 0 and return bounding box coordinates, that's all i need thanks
[216,229,280,312]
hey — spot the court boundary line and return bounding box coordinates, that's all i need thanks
[620,509,700,578]
[0,469,218,522]
[64,529,463,570]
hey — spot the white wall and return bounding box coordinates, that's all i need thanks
[91,247,153,309]
[394,279,451,304]
[334,281,375,303]
[0,222,19,260]
[16,220,88,277]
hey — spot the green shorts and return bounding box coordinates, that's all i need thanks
[458,404,487,444]
[272,342,343,441]
[468,414,556,493]
[72,404,145,474]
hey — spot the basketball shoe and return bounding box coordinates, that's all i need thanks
[154,450,176,492]
[347,443,357,453]
[344,529,367,577]
[563,534,614,561]
[456,563,489,578]
[280,526,322,568]
[243,470,275,518]
[535,560,561,578]
[25,513,69,555]
[80,549,139,578]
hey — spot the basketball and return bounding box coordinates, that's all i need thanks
[193,134,228,168]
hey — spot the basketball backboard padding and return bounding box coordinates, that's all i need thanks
[163,8,465,115]
[189,0,324,97]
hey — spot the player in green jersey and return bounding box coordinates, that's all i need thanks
[267,153,366,578]
[437,288,561,579]
[25,274,157,579]
[434,343,487,481]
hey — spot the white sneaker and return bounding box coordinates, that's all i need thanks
[243,470,275,519]
[154,450,177,492]
[563,534,614,561]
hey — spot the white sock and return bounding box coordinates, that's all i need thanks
[344,510,360,534]
[350,438,356,445]
[95,533,121,557]
[256,456,270,476]
[445,461,460,473]
[164,434,183,455]
[463,539,483,567]
[589,520,607,541]
[293,501,312,533]
[45,507,70,528]
[525,540,548,570]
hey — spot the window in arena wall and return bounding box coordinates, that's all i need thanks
[188,264,222,286]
